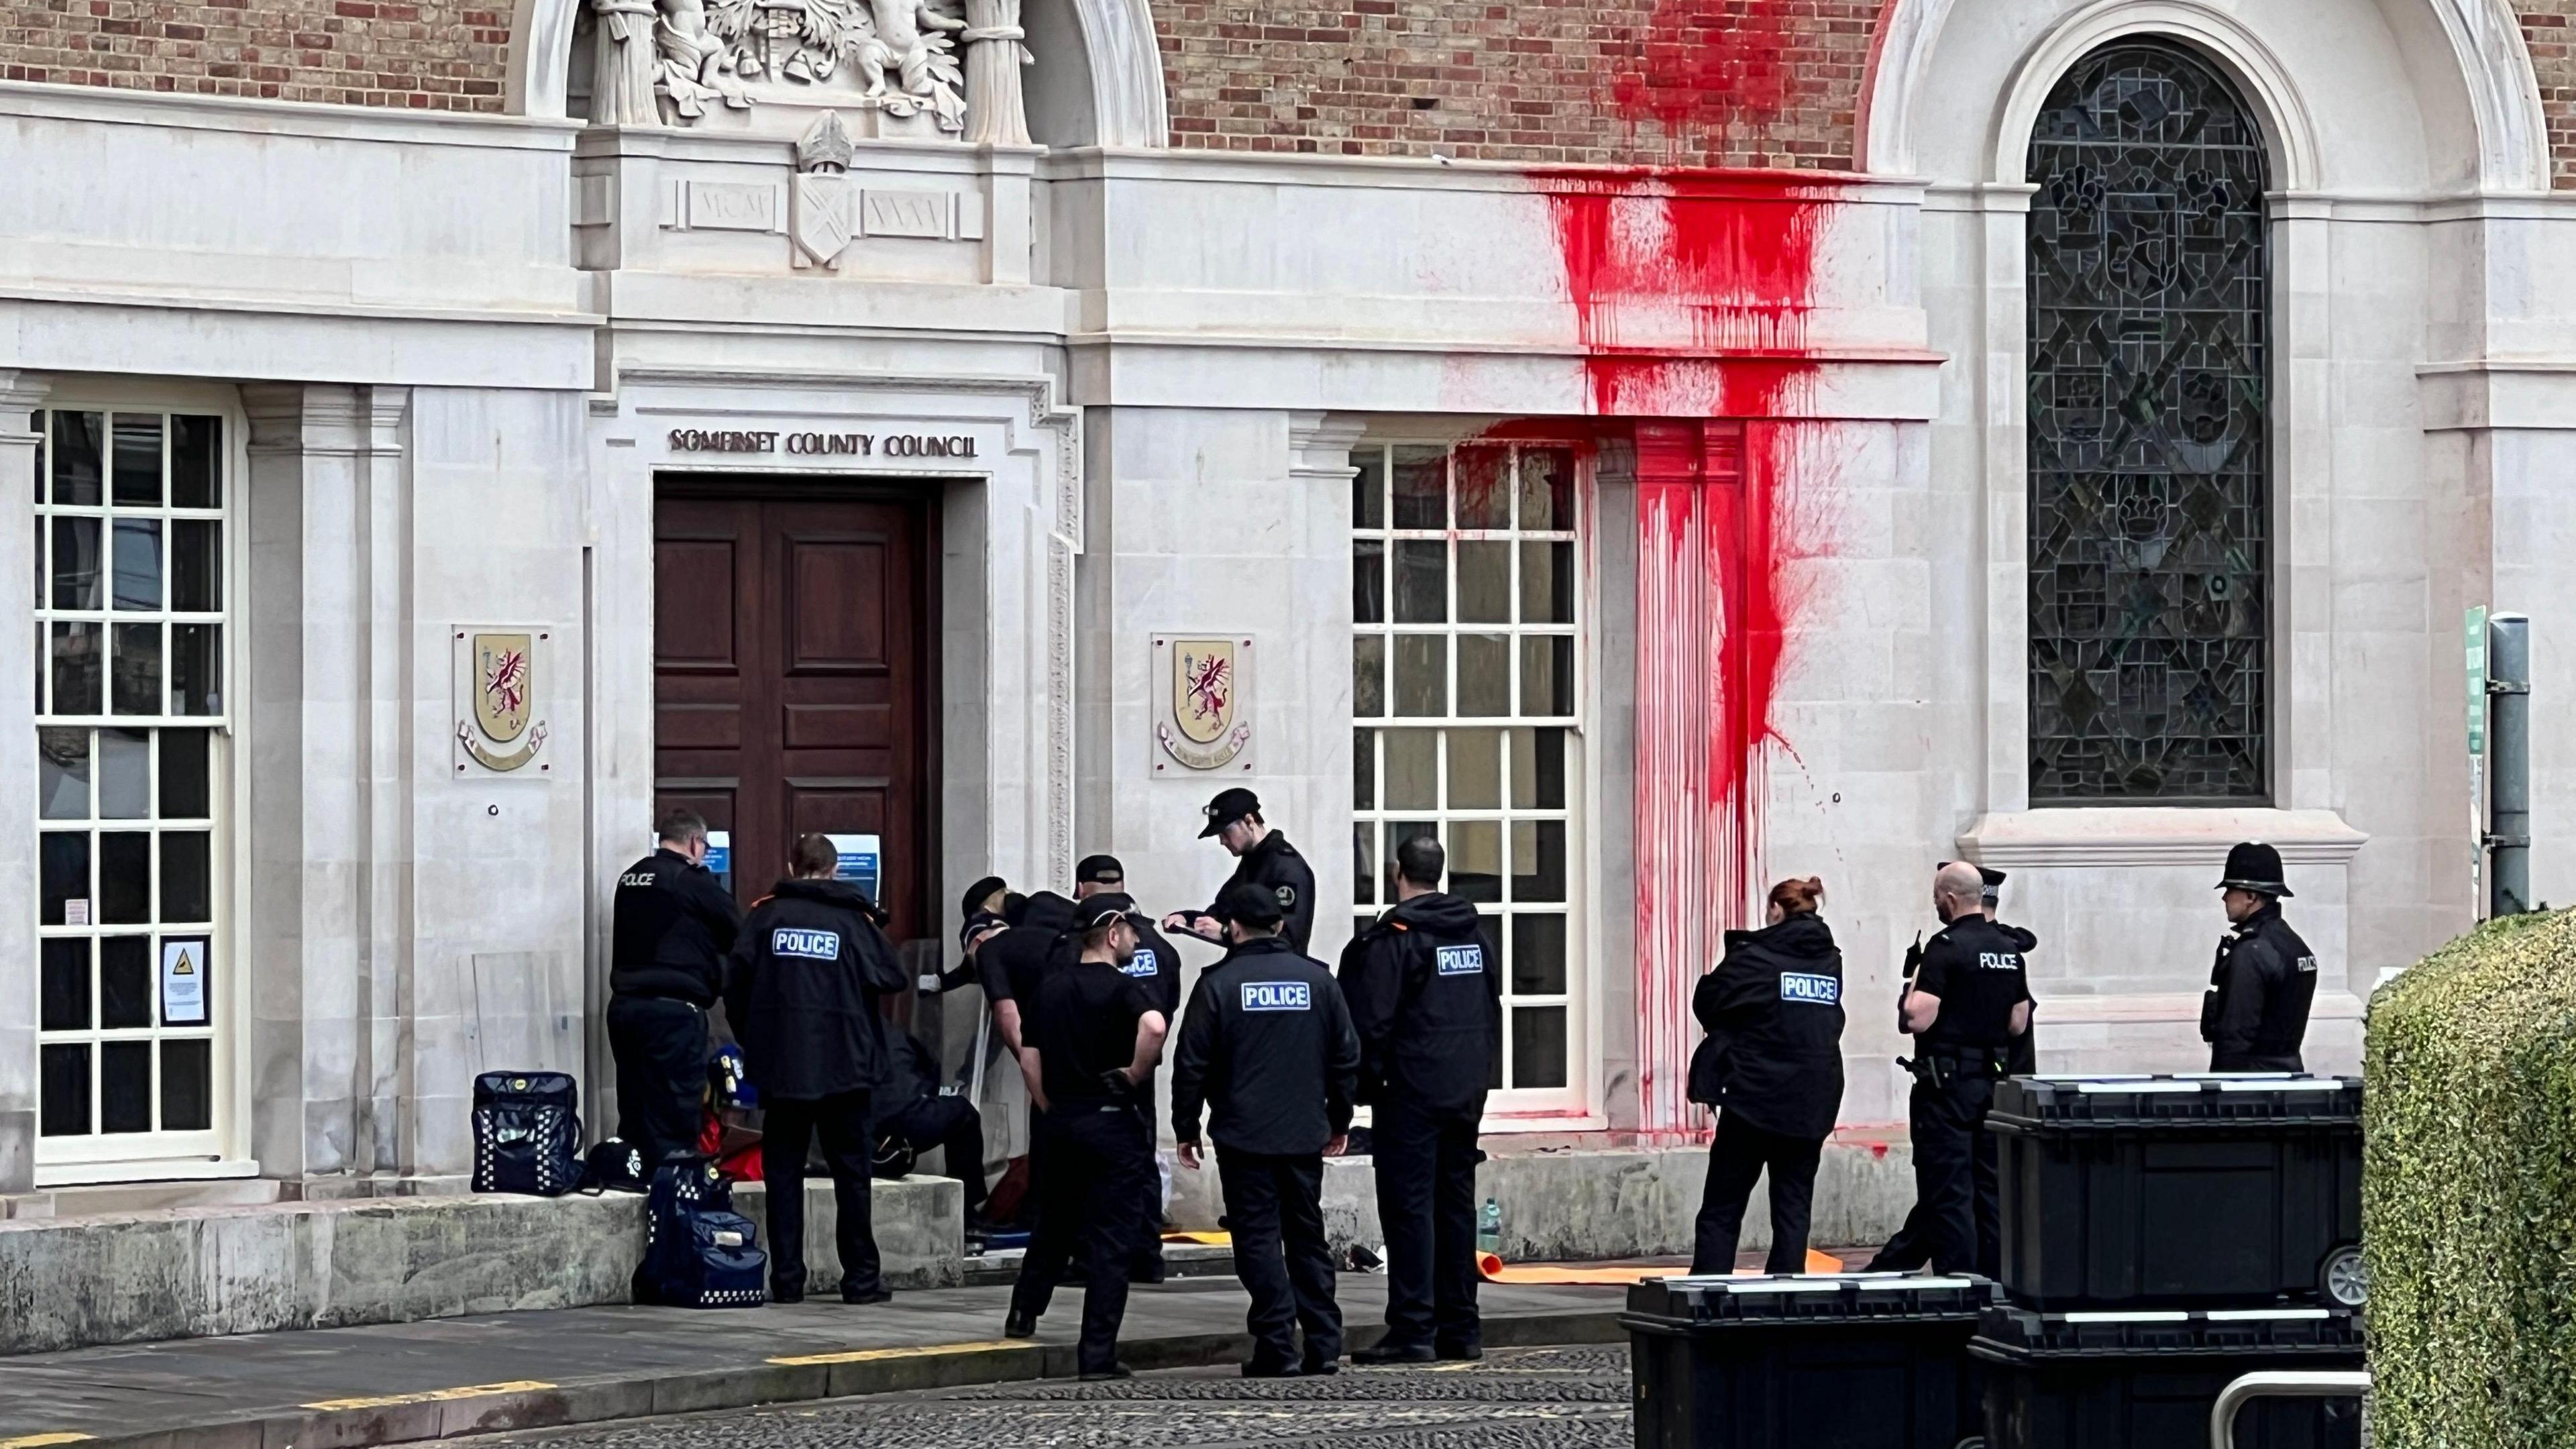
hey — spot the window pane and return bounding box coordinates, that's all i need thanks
[1511,1006,1569,1089]
[162,832,211,923]
[1392,446,1446,529]
[1513,914,1568,995]
[1393,541,1446,623]
[1353,635,1384,718]
[173,520,221,612]
[1457,541,1510,623]
[111,622,162,716]
[100,936,152,1028]
[112,415,164,507]
[1352,539,1385,625]
[40,1044,91,1136]
[39,727,90,819]
[1448,727,1501,808]
[1350,448,1384,530]
[1449,819,1503,902]
[161,729,211,818]
[99,727,150,818]
[1383,729,1437,810]
[99,831,151,923]
[1393,635,1447,716]
[1454,447,1511,529]
[162,1040,213,1131]
[1520,634,1574,717]
[51,412,103,506]
[1513,727,1568,810]
[172,624,222,716]
[40,831,89,926]
[1518,447,1575,531]
[51,517,101,610]
[1511,820,1568,902]
[172,415,223,509]
[50,621,102,714]
[101,1041,152,1133]
[42,937,91,1031]
[1354,727,1376,810]
[30,409,42,503]
[1352,822,1377,906]
[1521,541,1574,624]
[112,519,163,611]
[1458,634,1511,716]
[32,514,40,609]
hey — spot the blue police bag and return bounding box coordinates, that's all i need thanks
[641,1159,767,1309]
[471,1071,586,1197]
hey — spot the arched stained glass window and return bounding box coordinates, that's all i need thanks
[2027,40,2271,802]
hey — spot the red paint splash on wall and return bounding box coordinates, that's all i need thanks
[1607,1,1803,146]
[1531,167,1826,1133]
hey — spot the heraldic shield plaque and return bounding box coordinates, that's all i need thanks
[1153,634,1253,772]
[453,628,553,777]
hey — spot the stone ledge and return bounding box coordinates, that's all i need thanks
[0,1175,963,1356]
[1958,808,2369,869]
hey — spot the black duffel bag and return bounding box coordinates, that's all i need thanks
[472,1071,586,1197]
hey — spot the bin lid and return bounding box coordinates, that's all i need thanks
[1988,1074,2361,1130]
[1625,1273,2002,1329]
[1968,1304,2364,1362]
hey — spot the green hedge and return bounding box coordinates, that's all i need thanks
[2367,908,2576,1448]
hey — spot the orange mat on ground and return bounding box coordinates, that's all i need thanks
[1477,1249,1843,1283]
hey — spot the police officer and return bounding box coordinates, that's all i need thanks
[1684,876,1845,1276]
[1165,787,1318,955]
[1173,881,1362,1377]
[1866,863,2036,1274]
[1337,833,1497,1364]
[607,808,744,1168]
[867,1017,992,1234]
[1003,894,1170,1381]
[726,833,910,1304]
[1077,854,1183,1283]
[1899,861,2033,1279]
[2204,842,2320,1071]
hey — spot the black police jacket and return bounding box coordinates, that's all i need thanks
[1911,914,2032,1053]
[1685,912,1846,1140]
[1997,922,2041,1075]
[1121,918,1185,1017]
[975,891,1078,1006]
[609,849,745,1007]
[1208,833,1319,955]
[1171,936,1360,1156]
[2201,903,2319,1071]
[1336,891,1498,1114]
[867,1018,945,1109]
[722,878,908,1101]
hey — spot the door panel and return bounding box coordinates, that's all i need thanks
[654,486,931,940]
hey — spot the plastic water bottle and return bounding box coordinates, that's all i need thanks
[1477,1196,1503,1257]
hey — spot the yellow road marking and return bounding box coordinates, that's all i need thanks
[302,1381,556,1412]
[769,1340,1033,1366]
[1,1434,95,1448]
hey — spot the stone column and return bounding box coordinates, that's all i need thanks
[0,372,48,1197]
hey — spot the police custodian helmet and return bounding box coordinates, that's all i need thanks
[2217,841,2294,898]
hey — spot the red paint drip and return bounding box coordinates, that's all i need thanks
[1607,1,1801,144]
[1531,168,1825,1133]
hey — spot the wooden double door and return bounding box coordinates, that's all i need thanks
[653,481,935,941]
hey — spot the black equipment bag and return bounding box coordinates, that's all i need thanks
[471,1071,586,1197]
[642,1159,767,1308]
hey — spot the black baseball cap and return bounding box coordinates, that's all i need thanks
[1199,787,1263,839]
[960,875,1008,921]
[1077,892,1139,930]
[1075,854,1125,884]
[1215,880,1285,928]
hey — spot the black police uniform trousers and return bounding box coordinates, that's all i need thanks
[1216,1145,1342,1370]
[605,996,708,1167]
[1012,1103,1155,1374]
[881,1093,987,1220]
[1132,1078,1168,1279]
[1907,1059,2002,1278]
[1689,1112,1825,1276]
[762,1089,885,1299]
[1372,1099,1483,1352]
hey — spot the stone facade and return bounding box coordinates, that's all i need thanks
[0,0,509,109]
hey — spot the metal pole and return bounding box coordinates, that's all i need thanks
[2210,1371,2371,1449]
[2490,613,2533,916]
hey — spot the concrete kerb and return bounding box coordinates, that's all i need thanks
[62,1310,1625,1449]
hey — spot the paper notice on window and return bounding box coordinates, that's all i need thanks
[162,938,209,1025]
[65,898,89,926]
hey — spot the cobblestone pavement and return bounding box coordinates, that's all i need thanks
[474,1346,1635,1449]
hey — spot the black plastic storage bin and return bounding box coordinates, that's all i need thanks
[1626,1274,2002,1449]
[1970,1305,2363,1449]
[1988,1075,2363,1311]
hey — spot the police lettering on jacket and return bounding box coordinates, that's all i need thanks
[609,848,745,1008]
[1686,911,1846,1140]
[1171,936,1361,1157]
[722,877,907,1101]
[1335,891,1497,1113]
[1910,914,2031,1051]
[2202,902,2320,1072]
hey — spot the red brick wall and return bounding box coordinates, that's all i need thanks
[1155,0,1876,168]
[0,0,508,110]
[2520,2,2576,185]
